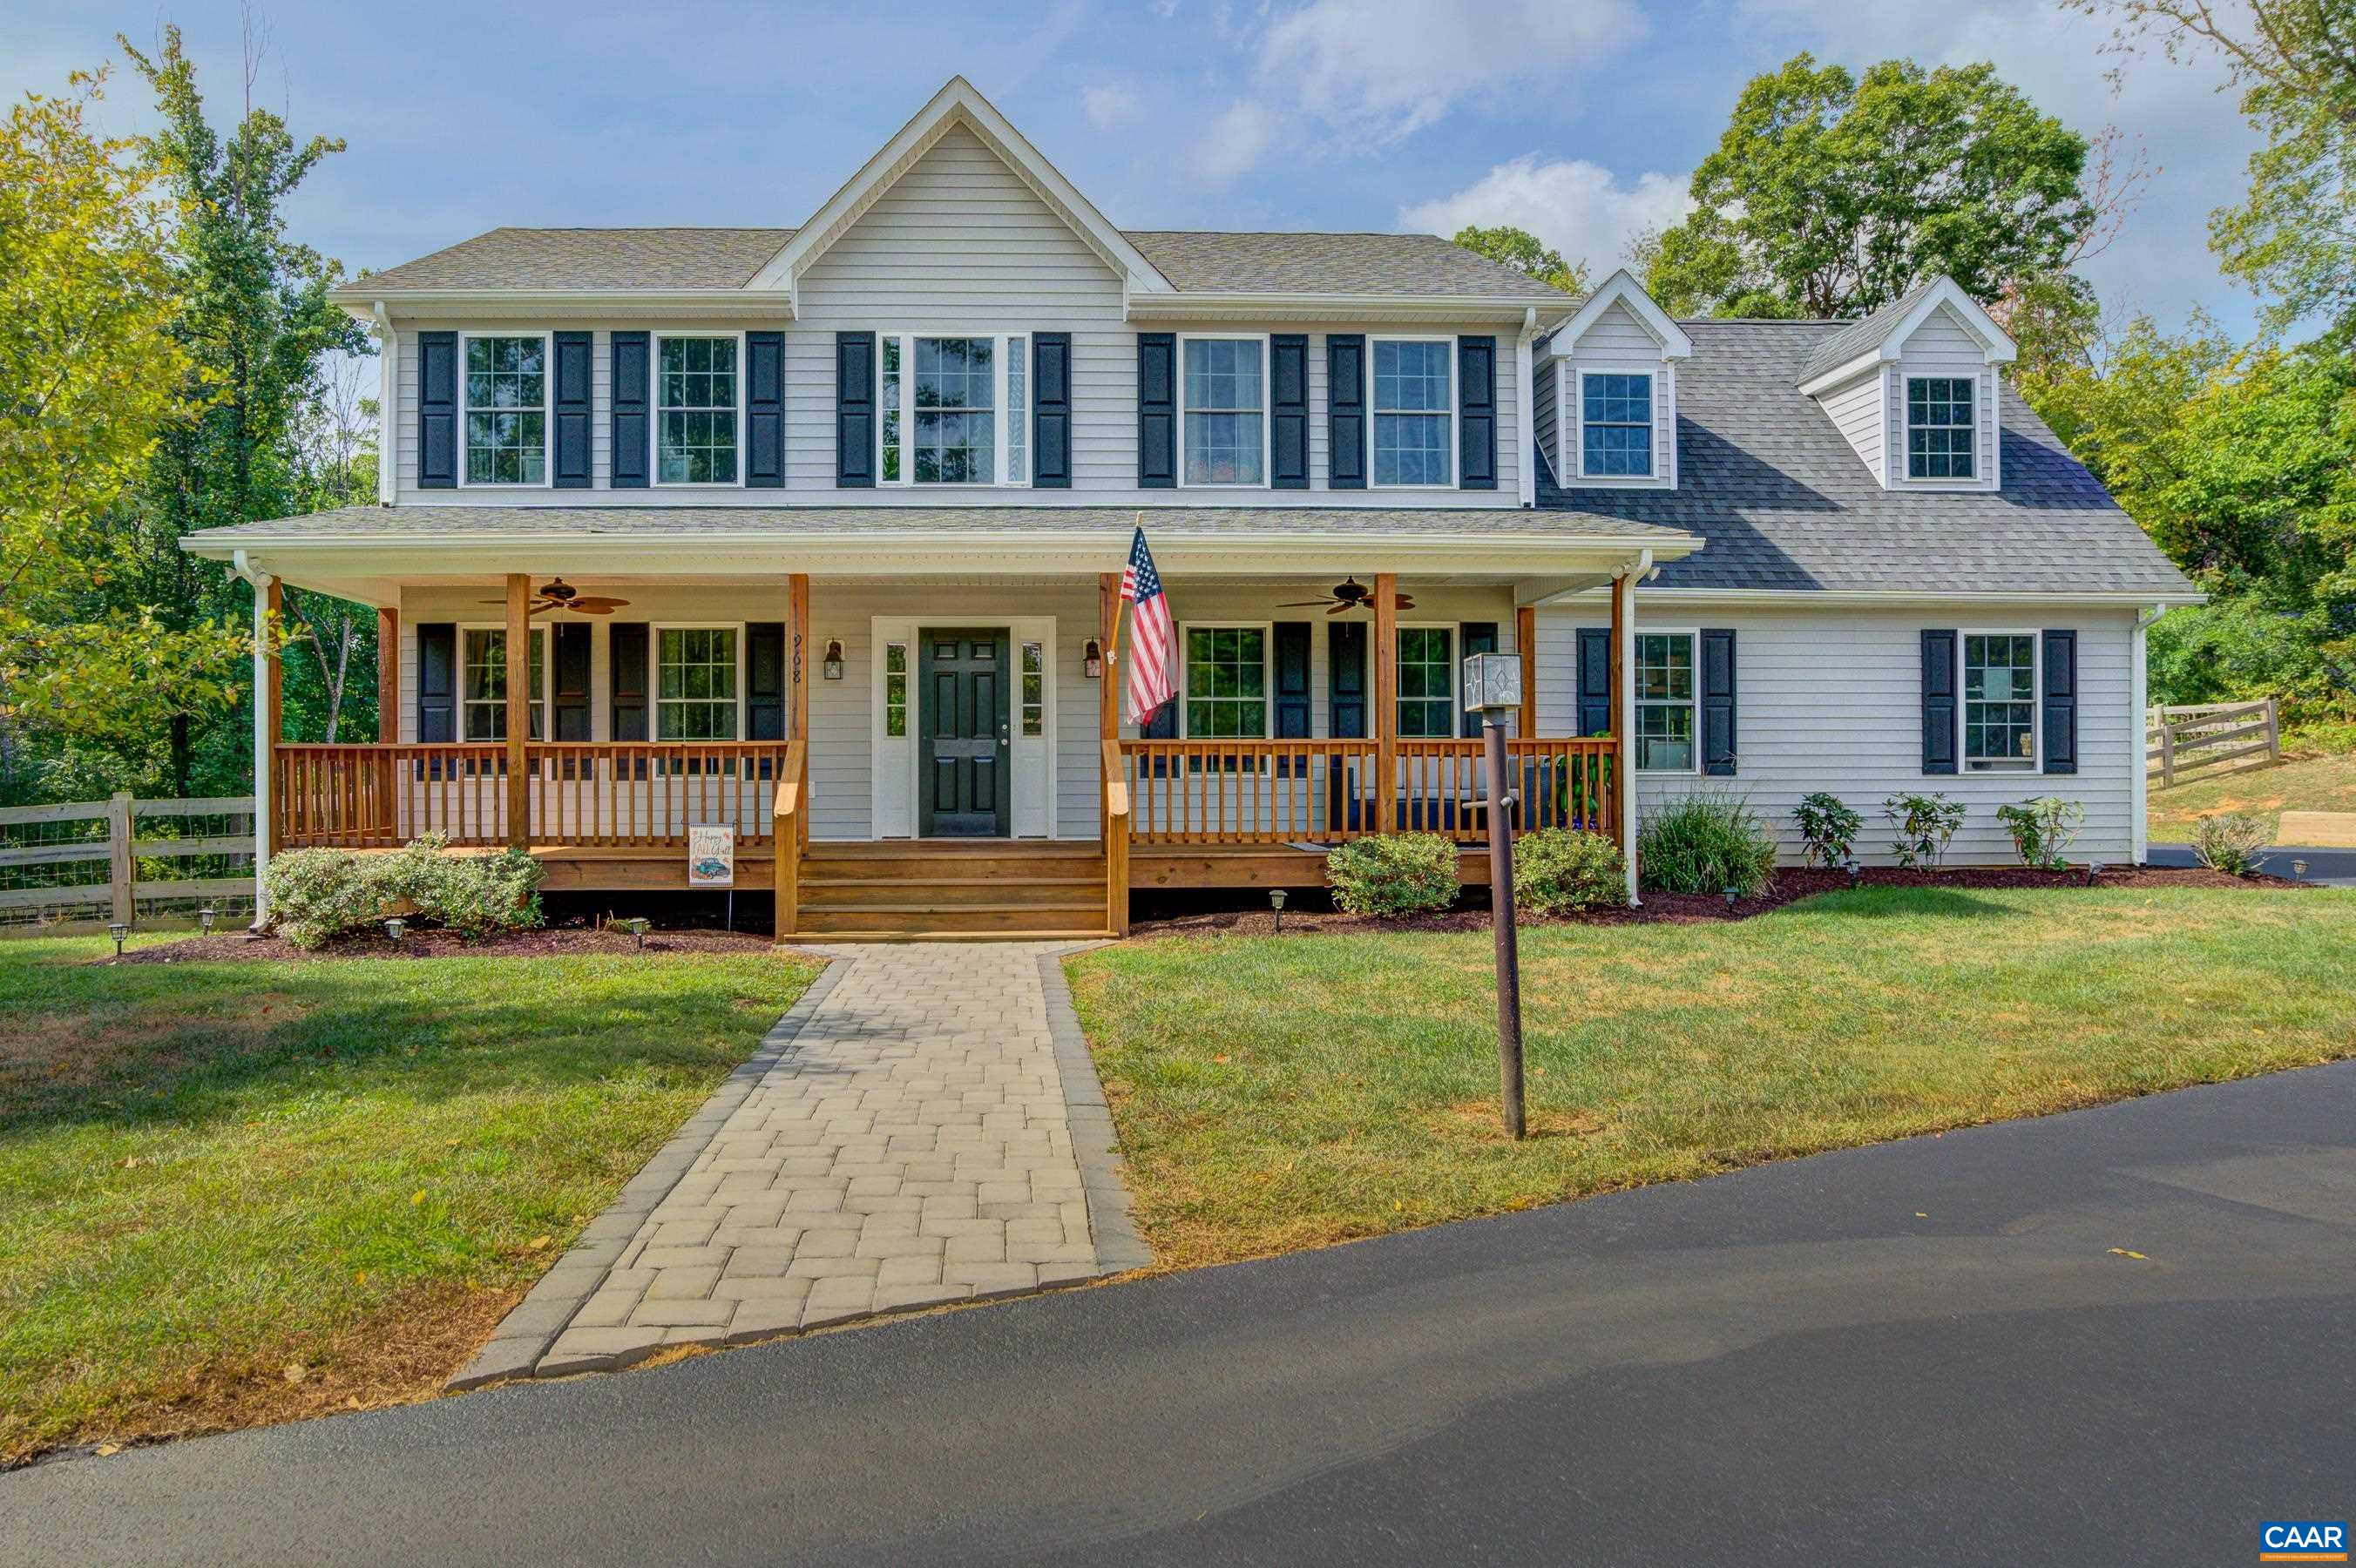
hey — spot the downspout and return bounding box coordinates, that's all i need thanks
[229,550,274,927]
[371,302,396,505]
[1516,307,1539,507]
[1621,547,1653,907]
[2133,604,2169,866]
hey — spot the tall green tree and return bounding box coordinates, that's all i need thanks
[1647,53,2097,318]
[118,24,367,794]
[1450,224,1588,294]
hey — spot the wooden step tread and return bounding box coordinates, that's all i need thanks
[805,900,1105,915]
[800,875,1105,889]
[805,841,1104,858]
[784,929,1113,944]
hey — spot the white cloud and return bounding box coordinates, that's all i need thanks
[1260,0,1642,142]
[1399,155,1694,275]
[1185,98,1280,187]
[1081,81,1144,131]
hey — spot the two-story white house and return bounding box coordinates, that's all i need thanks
[189,77,2197,939]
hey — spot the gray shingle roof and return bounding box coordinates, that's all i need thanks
[1540,319,2197,598]
[350,226,1575,300]
[1796,278,1942,383]
[189,504,1689,547]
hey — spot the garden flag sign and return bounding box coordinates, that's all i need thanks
[1120,523,1175,727]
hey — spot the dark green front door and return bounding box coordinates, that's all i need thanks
[919,629,1011,838]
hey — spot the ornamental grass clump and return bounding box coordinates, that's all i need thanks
[266,833,545,949]
[1513,828,1628,915]
[1325,833,1459,917]
[1635,791,1777,896]
[2192,812,2271,877]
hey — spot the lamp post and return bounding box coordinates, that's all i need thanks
[1462,652,1526,1141]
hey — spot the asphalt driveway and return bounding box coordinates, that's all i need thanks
[6,1061,2351,1567]
[2149,841,2356,886]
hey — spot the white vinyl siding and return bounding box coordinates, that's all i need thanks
[1547,297,1675,490]
[1537,601,2140,863]
[1819,371,1885,484]
[1885,302,1999,492]
[1531,348,1560,481]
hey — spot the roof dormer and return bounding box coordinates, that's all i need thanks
[1797,276,2016,492]
[1535,271,1692,490]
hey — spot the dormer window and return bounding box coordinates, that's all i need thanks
[1907,377,1975,480]
[656,335,741,484]
[463,334,548,485]
[877,333,1029,485]
[1580,371,1654,478]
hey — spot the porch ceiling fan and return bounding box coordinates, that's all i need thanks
[477,578,633,617]
[1277,576,1415,616]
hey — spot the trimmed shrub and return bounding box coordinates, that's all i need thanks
[1792,792,1863,868]
[2192,813,2271,877]
[267,833,545,950]
[1325,833,1459,917]
[1513,828,1628,915]
[1884,792,1966,869]
[1636,791,1777,896]
[1996,797,2084,871]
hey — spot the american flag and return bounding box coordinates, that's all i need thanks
[1120,524,1175,727]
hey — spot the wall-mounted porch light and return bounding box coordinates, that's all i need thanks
[1083,639,1104,679]
[822,639,844,681]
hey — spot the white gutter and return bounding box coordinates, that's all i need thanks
[371,301,395,505]
[1127,290,1571,325]
[1516,307,1538,507]
[228,550,274,929]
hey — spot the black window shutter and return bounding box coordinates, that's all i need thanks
[417,332,457,489]
[1460,621,1499,737]
[1701,628,1737,775]
[552,331,592,489]
[416,623,456,741]
[746,330,785,488]
[610,330,649,489]
[1576,627,1612,737]
[1329,620,1368,737]
[1922,630,1959,774]
[1274,622,1313,738]
[746,622,786,740]
[551,623,592,741]
[1270,334,1309,489]
[835,331,876,488]
[1327,335,1366,490]
[1032,332,1072,488]
[1458,335,1498,490]
[610,622,650,741]
[1137,333,1175,488]
[2042,629,2078,774]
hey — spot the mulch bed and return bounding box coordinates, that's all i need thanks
[110,926,781,964]
[1125,864,2298,942]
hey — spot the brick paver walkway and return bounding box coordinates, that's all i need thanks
[460,942,1144,1383]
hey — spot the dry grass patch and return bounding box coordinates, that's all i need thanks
[2150,748,2356,841]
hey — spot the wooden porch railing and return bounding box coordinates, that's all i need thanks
[272,741,798,851]
[1112,736,1617,848]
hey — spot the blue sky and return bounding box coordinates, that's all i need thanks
[7,0,2264,337]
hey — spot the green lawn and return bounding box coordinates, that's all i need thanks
[0,937,820,1464]
[2150,748,2356,841]
[1068,884,2356,1269]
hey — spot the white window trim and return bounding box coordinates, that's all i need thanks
[1175,333,1272,490]
[457,623,551,741]
[1574,365,1659,481]
[1175,620,1274,739]
[1902,372,1980,485]
[1394,620,1464,738]
[875,330,1033,489]
[1369,335,1456,490]
[457,330,554,490]
[650,329,748,490]
[1959,626,2041,774]
[1631,625,1702,774]
[648,621,748,743]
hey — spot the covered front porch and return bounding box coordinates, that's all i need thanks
[211,516,1687,939]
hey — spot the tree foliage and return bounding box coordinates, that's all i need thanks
[1647,53,2097,318]
[1450,224,1588,294]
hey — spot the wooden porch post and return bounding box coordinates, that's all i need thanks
[1515,605,1537,738]
[1099,572,1124,931]
[1098,573,1120,742]
[264,579,284,855]
[376,606,399,743]
[504,573,530,849]
[1373,571,1398,832]
[789,573,810,854]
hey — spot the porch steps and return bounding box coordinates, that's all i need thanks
[794,841,1111,939]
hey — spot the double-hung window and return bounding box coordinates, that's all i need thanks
[461,627,546,741]
[1396,627,1457,737]
[1962,632,2035,770]
[463,334,548,485]
[878,334,1029,484]
[1633,632,1696,771]
[1372,339,1452,486]
[656,335,740,484]
[1581,371,1653,477]
[1906,376,1975,479]
[1180,336,1266,486]
[655,627,740,741]
[1181,625,1268,738]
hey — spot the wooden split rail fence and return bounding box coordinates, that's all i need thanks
[2147,699,2280,787]
[0,793,255,925]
